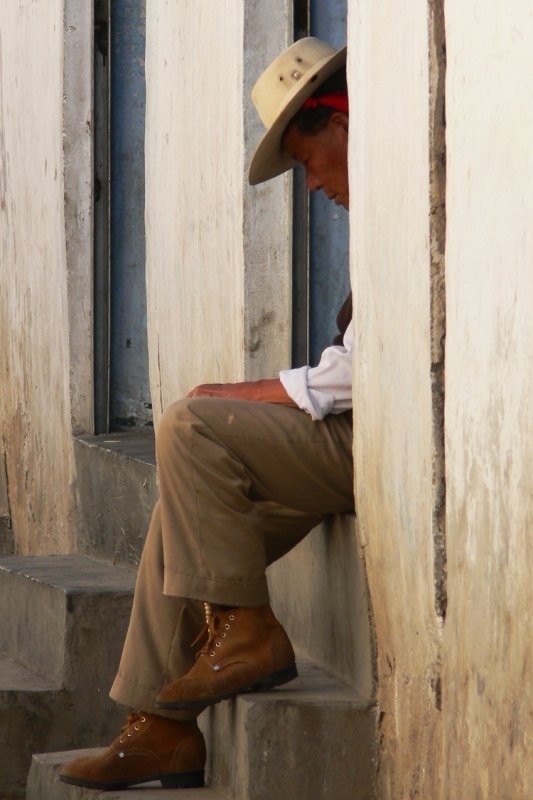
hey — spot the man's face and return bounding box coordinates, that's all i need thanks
[283,112,349,209]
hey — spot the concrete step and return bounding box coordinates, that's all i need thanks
[205,658,376,800]
[27,751,226,800]
[0,556,137,798]
[0,555,135,685]
[24,661,375,800]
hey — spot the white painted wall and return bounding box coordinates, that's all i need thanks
[349,0,533,794]
[348,1,442,795]
[144,0,292,421]
[0,0,77,553]
[443,2,533,796]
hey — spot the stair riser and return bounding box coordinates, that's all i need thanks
[0,577,67,683]
[61,591,134,691]
[74,435,157,567]
[0,685,132,798]
[0,557,135,688]
[207,698,376,800]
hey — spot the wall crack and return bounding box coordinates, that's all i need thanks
[428,0,447,627]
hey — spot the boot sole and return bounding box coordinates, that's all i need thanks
[59,769,205,790]
[156,663,298,710]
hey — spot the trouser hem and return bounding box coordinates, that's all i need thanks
[110,671,201,722]
[163,569,270,607]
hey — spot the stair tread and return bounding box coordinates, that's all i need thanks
[0,652,58,691]
[246,656,372,708]
[0,554,136,594]
[30,752,226,800]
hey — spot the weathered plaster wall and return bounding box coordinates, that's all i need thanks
[348,1,442,795]
[144,0,292,420]
[443,2,533,796]
[349,0,533,794]
[0,0,78,553]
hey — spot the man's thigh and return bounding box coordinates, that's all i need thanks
[179,397,354,516]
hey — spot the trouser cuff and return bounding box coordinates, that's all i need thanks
[110,671,200,722]
[163,569,270,607]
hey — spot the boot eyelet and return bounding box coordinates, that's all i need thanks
[210,651,216,657]
[134,724,140,730]
[216,642,221,647]
[229,614,235,621]
[140,716,146,722]
[221,632,226,638]
[224,623,230,629]
[119,738,126,744]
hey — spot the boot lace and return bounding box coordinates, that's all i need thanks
[118,712,147,743]
[191,603,235,660]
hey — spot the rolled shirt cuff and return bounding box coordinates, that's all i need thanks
[280,366,335,421]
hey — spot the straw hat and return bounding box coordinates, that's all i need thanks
[249,37,347,185]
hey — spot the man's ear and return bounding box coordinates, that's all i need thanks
[330,111,349,132]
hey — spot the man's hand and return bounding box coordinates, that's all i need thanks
[187,378,297,407]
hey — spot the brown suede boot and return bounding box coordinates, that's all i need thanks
[156,604,297,710]
[58,712,205,790]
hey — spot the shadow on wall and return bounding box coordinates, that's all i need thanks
[268,513,374,698]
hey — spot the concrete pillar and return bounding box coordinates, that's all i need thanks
[348,1,443,794]
[63,1,94,434]
[349,0,533,794]
[0,0,78,553]
[144,0,292,420]
[443,1,533,796]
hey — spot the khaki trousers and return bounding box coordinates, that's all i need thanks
[110,397,354,718]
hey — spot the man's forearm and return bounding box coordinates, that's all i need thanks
[187,378,297,407]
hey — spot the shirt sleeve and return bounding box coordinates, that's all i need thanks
[279,321,353,421]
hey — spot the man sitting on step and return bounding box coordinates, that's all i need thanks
[60,36,353,792]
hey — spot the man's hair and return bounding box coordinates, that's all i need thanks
[288,67,348,136]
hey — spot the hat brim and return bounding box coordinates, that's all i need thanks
[248,46,347,186]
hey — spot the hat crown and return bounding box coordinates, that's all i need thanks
[251,38,337,128]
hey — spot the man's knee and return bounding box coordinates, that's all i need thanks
[157,397,197,454]
[157,396,222,448]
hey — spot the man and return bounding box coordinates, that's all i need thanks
[60,36,352,791]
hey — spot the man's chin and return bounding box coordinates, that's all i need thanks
[333,196,349,210]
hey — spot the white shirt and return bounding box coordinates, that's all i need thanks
[279,321,353,421]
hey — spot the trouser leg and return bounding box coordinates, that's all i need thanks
[111,397,353,717]
[157,397,354,604]
[110,502,205,719]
